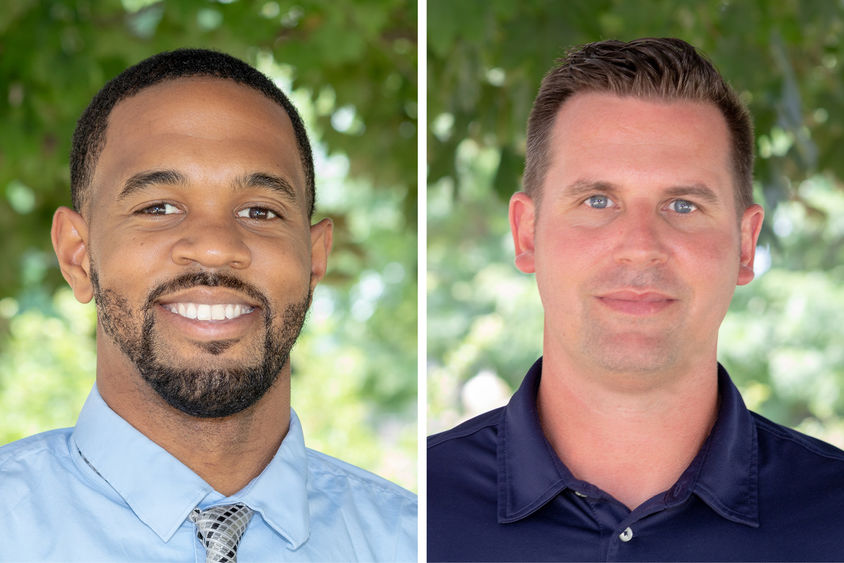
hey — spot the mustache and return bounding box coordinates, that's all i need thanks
[145,271,272,313]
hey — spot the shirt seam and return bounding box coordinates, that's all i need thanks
[0,429,71,470]
[428,408,503,448]
[304,448,416,501]
[752,412,844,461]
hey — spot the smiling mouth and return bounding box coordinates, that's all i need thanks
[596,291,678,315]
[163,303,255,321]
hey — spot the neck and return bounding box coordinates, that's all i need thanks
[537,350,719,510]
[96,345,291,497]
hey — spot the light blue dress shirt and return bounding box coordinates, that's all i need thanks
[0,387,417,562]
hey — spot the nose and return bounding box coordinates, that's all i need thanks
[170,214,252,269]
[612,207,669,266]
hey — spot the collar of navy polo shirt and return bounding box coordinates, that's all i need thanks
[71,385,311,548]
[497,357,760,527]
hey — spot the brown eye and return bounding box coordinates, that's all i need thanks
[137,203,180,215]
[236,207,279,220]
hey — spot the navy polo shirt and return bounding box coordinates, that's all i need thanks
[428,358,844,561]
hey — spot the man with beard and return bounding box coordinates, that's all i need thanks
[0,49,416,562]
[427,38,844,561]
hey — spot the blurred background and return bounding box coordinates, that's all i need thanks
[427,0,844,447]
[0,0,417,490]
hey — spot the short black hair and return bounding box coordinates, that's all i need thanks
[71,48,315,217]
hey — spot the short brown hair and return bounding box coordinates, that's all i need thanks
[523,38,754,213]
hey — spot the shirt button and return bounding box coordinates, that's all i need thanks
[574,491,587,498]
[619,527,634,542]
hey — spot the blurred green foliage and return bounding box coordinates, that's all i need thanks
[427,0,844,448]
[428,0,844,221]
[0,0,416,490]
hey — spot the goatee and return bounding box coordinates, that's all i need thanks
[91,268,311,418]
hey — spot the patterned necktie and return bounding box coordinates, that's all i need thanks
[189,503,254,563]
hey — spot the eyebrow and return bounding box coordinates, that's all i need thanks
[118,169,186,200]
[563,179,721,205]
[662,184,721,205]
[563,180,619,199]
[235,172,297,203]
[117,169,297,204]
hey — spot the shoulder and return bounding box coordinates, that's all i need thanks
[304,449,416,559]
[750,411,844,512]
[0,428,74,472]
[428,407,504,493]
[428,407,504,450]
[752,411,844,465]
[428,407,504,472]
[0,428,77,510]
[428,409,507,560]
[305,447,416,507]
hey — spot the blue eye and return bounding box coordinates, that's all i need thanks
[669,199,697,214]
[585,195,615,209]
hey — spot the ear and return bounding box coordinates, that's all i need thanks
[509,192,537,273]
[51,206,94,303]
[737,204,764,286]
[308,218,333,291]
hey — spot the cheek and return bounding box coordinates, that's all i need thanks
[679,228,740,277]
[675,230,742,320]
[251,238,313,288]
[93,231,167,283]
[535,224,613,274]
[533,227,603,309]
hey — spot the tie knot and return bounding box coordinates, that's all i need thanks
[190,503,254,563]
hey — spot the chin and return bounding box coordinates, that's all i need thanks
[585,333,680,375]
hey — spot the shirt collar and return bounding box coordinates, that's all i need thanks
[688,364,759,527]
[231,409,311,549]
[497,358,574,523]
[497,358,760,527]
[71,386,311,547]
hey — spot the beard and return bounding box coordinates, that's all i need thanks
[90,267,311,418]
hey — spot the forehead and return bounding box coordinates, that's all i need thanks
[545,92,732,192]
[90,77,304,204]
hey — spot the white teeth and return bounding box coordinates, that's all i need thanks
[165,303,253,321]
[196,304,211,321]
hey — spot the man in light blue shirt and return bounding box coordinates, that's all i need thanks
[0,49,416,562]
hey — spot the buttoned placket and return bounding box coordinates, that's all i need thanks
[569,486,688,561]
[605,514,643,560]
[564,488,637,560]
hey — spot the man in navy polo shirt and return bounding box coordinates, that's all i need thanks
[428,37,844,562]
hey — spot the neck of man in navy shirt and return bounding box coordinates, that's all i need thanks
[428,37,844,563]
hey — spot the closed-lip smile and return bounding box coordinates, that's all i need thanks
[596,290,677,315]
